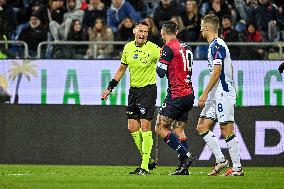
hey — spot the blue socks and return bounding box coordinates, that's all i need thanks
[164,132,188,157]
[179,138,188,150]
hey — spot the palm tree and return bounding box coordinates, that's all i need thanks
[0,74,10,103]
[8,60,38,104]
[0,74,8,91]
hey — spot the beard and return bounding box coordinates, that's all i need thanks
[68,4,75,10]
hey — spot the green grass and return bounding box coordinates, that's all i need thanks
[0,165,283,189]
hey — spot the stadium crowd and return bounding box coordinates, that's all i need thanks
[0,0,284,59]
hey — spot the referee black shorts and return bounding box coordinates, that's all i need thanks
[127,84,157,120]
[159,93,195,122]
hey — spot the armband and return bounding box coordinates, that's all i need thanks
[107,79,119,91]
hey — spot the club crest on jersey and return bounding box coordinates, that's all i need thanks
[134,54,138,59]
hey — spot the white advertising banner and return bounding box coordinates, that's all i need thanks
[0,59,282,106]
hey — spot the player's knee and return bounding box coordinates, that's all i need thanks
[140,119,151,132]
[128,125,139,133]
[220,127,231,138]
[173,127,184,137]
[220,123,234,138]
[128,127,136,133]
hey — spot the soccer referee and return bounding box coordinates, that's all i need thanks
[102,21,160,175]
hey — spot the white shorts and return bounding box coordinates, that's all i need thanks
[200,92,235,124]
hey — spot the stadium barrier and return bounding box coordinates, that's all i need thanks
[0,40,29,59]
[36,41,284,59]
[1,40,283,59]
[37,41,127,59]
[0,105,283,166]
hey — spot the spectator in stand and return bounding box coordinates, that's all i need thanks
[18,12,48,57]
[220,15,241,59]
[178,0,200,42]
[48,0,64,21]
[87,17,113,59]
[0,0,17,39]
[251,0,284,42]
[144,16,163,46]
[199,0,210,17]
[127,0,148,18]
[82,0,107,30]
[63,0,84,38]
[240,21,266,60]
[49,0,84,40]
[145,0,159,16]
[199,0,231,25]
[230,0,255,32]
[7,0,30,26]
[65,19,87,59]
[153,0,183,29]
[181,0,199,28]
[30,0,49,29]
[48,0,66,40]
[234,0,253,23]
[170,16,185,32]
[118,17,135,41]
[106,0,140,35]
[80,0,88,10]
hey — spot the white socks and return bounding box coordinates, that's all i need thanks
[202,130,226,163]
[226,134,242,170]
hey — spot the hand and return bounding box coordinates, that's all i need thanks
[198,93,208,107]
[101,89,111,100]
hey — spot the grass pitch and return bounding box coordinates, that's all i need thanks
[0,165,283,189]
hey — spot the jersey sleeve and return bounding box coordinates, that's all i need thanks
[210,43,226,65]
[121,45,128,65]
[159,45,174,65]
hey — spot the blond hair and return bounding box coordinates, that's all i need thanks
[202,14,219,32]
[186,0,198,16]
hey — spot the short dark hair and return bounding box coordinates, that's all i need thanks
[136,20,149,27]
[202,14,219,31]
[161,21,177,35]
[222,15,231,21]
